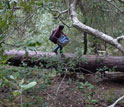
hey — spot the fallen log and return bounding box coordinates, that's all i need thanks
[4,50,124,72]
[103,71,124,82]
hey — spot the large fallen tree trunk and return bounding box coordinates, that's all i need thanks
[4,50,124,73]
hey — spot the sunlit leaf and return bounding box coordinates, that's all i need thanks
[12,90,20,96]
[10,75,15,80]
[19,79,24,85]
[92,99,98,104]
[21,81,37,91]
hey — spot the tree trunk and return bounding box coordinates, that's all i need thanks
[4,50,124,72]
[83,32,87,55]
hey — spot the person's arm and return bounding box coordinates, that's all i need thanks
[62,32,67,36]
[53,28,59,40]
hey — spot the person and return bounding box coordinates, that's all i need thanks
[50,25,67,55]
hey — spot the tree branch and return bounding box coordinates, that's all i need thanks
[0,7,40,44]
[58,17,71,28]
[47,7,71,28]
[108,95,124,107]
[105,0,124,14]
[70,0,124,54]
[47,7,69,19]
[55,9,69,19]
[119,0,124,4]
[116,35,124,43]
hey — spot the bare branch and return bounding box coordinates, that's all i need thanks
[108,95,124,107]
[56,69,67,96]
[58,17,71,28]
[47,7,71,28]
[116,35,124,42]
[47,7,69,19]
[55,9,69,19]
[70,0,124,53]
[119,0,124,4]
[105,0,124,14]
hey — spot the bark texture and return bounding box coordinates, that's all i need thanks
[4,50,124,72]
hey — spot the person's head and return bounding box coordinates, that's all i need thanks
[59,25,64,30]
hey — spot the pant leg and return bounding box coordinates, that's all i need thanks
[54,45,63,54]
[54,45,59,52]
[59,45,63,54]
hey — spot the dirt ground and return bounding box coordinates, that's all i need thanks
[0,73,124,107]
[41,76,124,107]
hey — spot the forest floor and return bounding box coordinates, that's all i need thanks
[0,65,124,107]
[45,74,124,107]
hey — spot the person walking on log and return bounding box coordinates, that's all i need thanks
[49,25,68,55]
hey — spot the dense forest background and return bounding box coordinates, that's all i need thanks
[0,0,124,56]
[0,0,124,107]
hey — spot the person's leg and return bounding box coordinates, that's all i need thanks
[59,45,63,54]
[54,45,59,54]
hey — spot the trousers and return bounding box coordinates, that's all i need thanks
[54,45,63,54]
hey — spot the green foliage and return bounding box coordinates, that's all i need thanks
[0,0,15,34]
[0,43,9,64]
[76,81,98,105]
[0,75,9,87]
[96,66,108,72]
[0,70,37,91]
[0,64,58,106]
[96,66,117,73]
[108,66,117,72]
[79,0,124,54]
[20,0,35,13]
[76,81,94,91]
[27,39,41,47]
[0,0,123,56]
[104,89,120,104]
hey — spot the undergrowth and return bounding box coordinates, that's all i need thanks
[0,58,123,107]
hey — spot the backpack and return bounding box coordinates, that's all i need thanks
[49,30,57,44]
